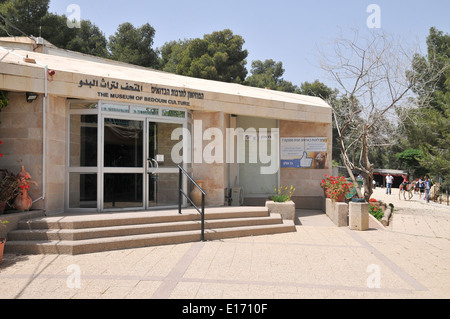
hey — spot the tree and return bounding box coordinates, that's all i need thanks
[64,20,109,58]
[298,80,338,100]
[0,1,109,59]
[108,22,158,68]
[396,149,426,177]
[319,29,445,201]
[245,59,298,92]
[403,27,450,186]
[0,0,49,37]
[39,14,109,58]
[160,29,248,83]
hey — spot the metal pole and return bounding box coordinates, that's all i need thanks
[201,193,205,242]
[178,167,182,214]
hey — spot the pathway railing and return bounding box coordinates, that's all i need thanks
[178,165,206,241]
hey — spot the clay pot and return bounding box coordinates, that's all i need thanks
[14,188,32,211]
[334,194,346,202]
[190,180,205,207]
[0,238,5,265]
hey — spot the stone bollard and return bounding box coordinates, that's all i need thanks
[325,198,333,219]
[334,202,348,227]
[265,200,295,220]
[349,202,369,231]
[325,198,348,227]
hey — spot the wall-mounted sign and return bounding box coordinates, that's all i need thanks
[77,78,204,107]
[280,137,328,169]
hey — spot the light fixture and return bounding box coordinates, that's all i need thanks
[26,92,38,103]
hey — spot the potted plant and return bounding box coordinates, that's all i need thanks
[14,166,38,211]
[0,220,9,264]
[321,175,352,202]
[266,185,296,220]
[0,169,20,214]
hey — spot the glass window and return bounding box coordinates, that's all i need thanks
[133,106,159,116]
[101,104,130,113]
[162,109,186,118]
[104,173,143,209]
[69,173,97,208]
[70,102,98,110]
[104,118,143,168]
[70,114,98,167]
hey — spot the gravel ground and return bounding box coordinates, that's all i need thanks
[370,187,450,239]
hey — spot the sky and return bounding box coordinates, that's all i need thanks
[48,0,450,89]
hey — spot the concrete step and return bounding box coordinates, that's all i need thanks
[8,215,283,241]
[16,207,269,230]
[5,220,296,255]
[5,207,296,255]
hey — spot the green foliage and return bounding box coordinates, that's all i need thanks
[405,27,450,182]
[0,1,109,59]
[369,204,384,221]
[64,20,109,58]
[0,0,49,37]
[0,90,8,111]
[160,29,248,83]
[298,80,338,100]
[108,22,158,68]
[396,149,427,176]
[245,59,298,92]
[270,185,296,203]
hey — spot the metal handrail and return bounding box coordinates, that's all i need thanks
[178,165,206,241]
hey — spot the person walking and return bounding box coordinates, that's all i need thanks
[424,176,432,203]
[418,177,424,199]
[386,174,393,195]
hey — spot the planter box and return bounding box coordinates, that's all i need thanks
[325,198,348,227]
[349,202,369,231]
[265,200,295,221]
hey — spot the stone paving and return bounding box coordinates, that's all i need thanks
[0,188,449,300]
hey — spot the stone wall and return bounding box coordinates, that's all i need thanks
[192,111,228,207]
[0,92,44,210]
[280,120,333,209]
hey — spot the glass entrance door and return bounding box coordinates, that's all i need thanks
[147,121,183,208]
[101,116,185,211]
[103,117,145,210]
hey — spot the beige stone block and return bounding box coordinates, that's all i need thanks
[334,202,349,227]
[325,198,333,218]
[349,202,369,231]
[265,200,295,220]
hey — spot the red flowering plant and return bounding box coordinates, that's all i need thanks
[320,175,352,201]
[17,166,38,191]
[368,198,384,220]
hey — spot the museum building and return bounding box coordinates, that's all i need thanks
[0,37,332,215]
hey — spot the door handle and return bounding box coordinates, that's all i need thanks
[148,158,159,175]
[152,159,159,174]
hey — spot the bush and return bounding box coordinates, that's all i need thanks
[369,201,384,221]
[271,185,296,203]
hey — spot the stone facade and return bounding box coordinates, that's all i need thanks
[0,37,333,214]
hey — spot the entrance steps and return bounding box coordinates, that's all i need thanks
[5,207,296,255]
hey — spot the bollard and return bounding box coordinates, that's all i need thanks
[349,202,369,231]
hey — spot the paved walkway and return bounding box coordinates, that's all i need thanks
[0,191,449,300]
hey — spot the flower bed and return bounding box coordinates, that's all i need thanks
[368,198,384,221]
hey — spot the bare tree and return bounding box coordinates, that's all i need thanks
[319,29,446,201]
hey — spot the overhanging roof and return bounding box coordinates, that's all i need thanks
[0,37,331,123]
